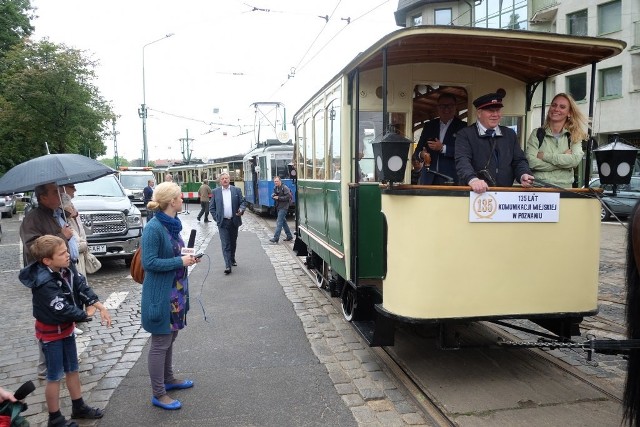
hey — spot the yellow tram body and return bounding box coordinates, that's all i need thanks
[292,26,626,344]
[381,187,600,320]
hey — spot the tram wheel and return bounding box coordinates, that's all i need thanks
[341,286,357,322]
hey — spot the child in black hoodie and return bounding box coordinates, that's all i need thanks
[19,235,111,427]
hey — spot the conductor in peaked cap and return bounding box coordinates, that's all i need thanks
[472,92,504,110]
[454,91,534,193]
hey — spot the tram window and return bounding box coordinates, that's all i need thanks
[358,113,384,182]
[296,124,304,179]
[314,110,325,180]
[271,158,290,179]
[499,116,523,143]
[304,119,313,179]
[328,101,341,180]
[259,156,268,180]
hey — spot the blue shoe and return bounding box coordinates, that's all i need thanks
[151,396,182,410]
[165,379,194,391]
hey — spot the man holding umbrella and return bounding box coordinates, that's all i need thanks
[21,183,76,264]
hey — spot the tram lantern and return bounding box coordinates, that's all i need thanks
[593,135,638,185]
[372,132,411,183]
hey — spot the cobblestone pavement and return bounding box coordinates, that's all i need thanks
[0,211,429,427]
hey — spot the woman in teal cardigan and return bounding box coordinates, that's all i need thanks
[141,182,199,410]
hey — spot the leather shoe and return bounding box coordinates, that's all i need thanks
[232,261,237,266]
[224,268,231,275]
[269,238,278,243]
[165,379,194,391]
[284,236,294,241]
[151,396,182,410]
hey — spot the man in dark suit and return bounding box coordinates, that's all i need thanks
[209,172,246,274]
[413,93,467,185]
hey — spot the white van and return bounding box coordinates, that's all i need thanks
[117,167,155,215]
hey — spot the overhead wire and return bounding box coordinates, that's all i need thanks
[269,0,392,98]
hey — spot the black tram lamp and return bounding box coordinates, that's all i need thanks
[372,132,411,184]
[593,135,638,185]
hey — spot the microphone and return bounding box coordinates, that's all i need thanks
[187,229,196,248]
[14,380,35,400]
[182,229,196,255]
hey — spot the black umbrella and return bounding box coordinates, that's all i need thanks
[0,153,115,195]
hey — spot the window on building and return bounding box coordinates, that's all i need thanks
[598,0,621,35]
[632,55,640,92]
[600,66,622,98]
[567,9,588,36]
[474,0,527,30]
[434,8,452,25]
[566,73,587,101]
[412,14,422,26]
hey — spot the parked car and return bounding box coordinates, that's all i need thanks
[589,176,640,221]
[0,194,17,218]
[73,175,143,266]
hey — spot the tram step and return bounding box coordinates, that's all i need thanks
[352,319,395,347]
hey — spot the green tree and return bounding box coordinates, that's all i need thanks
[0,0,34,59]
[0,39,115,173]
[99,156,130,169]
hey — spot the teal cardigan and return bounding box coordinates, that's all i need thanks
[140,217,187,334]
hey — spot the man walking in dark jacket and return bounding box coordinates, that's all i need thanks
[269,176,293,243]
[196,180,212,222]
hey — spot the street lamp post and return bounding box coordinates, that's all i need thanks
[139,33,174,166]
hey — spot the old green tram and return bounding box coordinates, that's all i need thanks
[291,26,625,346]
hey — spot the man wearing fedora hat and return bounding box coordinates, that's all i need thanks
[455,92,534,193]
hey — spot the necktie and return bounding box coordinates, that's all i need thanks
[485,129,495,137]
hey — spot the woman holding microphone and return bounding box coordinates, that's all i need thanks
[141,182,200,410]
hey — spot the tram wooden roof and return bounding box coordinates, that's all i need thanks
[349,26,626,84]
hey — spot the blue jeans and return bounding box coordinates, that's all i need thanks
[273,208,292,240]
[41,335,79,381]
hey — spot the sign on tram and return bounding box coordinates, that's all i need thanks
[469,191,560,223]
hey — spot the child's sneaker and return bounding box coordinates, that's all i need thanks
[71,404,104,419]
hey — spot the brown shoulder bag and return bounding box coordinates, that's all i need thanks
[130,247,144,284]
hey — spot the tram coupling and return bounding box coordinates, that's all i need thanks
[497,336,640,361]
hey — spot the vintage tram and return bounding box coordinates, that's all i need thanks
[291,26,625,347]
[242,140,296,215]
[157,158,244,201]
[242,102,296,214]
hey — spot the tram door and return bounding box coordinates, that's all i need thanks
[251,156,259,206]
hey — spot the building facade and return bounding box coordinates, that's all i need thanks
[395,0,640,147]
